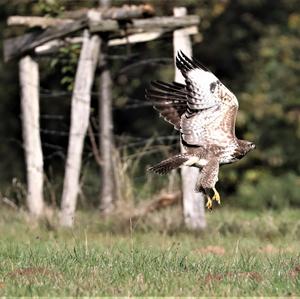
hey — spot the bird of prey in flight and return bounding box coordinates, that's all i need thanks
[146,51,255,209]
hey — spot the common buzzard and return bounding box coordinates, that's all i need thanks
[146,51,255,209]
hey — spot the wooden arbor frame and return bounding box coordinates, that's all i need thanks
[4,4,206,229]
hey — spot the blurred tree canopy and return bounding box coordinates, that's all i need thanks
[0,0,299,209]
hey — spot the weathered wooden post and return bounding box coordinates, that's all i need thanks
[97,0,115,214]
[19,55,44,217]
[173,7,206,230]
[60,30,100,227]
[98,40,115,213]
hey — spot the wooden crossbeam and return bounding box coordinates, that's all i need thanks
[7,5,155,29]
[4,18,87,62]
[35,26,198,56]
[7,16,73,28]
[4,15,199,61]
[89,15,199,33]
[63,4,155,20]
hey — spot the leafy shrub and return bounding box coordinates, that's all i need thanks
[233,172,299,210]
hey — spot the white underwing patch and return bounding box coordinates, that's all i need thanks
[183,157,208,167]
[188,69,218,93]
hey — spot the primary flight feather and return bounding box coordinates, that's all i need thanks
[146,51,255,209]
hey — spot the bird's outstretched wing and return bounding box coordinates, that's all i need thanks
[176,51,239,147]
[145,80,187,130]
[146,52,239,148]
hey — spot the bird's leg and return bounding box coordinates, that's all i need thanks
[197,159,220,209]
[212,187,221,205]
[203,188,213,210]
[205,195,213,210]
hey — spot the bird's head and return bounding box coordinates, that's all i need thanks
[238,140,256,156]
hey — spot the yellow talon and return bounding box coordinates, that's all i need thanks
[206,196,213,210]
[212,187,221,205]
[205,188,221,209]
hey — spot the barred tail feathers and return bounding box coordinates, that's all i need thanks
[148,154,190,175]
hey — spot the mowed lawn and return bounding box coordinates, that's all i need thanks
[0,207,299,296]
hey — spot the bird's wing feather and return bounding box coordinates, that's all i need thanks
[176,51,239,146]
[146,80,187,130]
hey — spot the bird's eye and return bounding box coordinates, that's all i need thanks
[210,82,217,93]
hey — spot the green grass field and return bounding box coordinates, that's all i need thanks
[0,207,299,296]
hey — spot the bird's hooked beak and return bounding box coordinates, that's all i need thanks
[250,142,256,149]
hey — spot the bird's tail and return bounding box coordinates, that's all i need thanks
[148,154,189,175]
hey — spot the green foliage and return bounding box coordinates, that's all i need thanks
[50,43,81,91]
[234,172,299,210]
[239,10,300,172]
[36,0,65,17]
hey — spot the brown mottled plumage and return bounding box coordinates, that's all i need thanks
[146,51,255,208]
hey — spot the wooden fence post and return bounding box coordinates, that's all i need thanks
[60,30,100,227]
[98,39,115,214]
[173,7,206,230]
[19,55,44,217]
[97,0,115,214]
